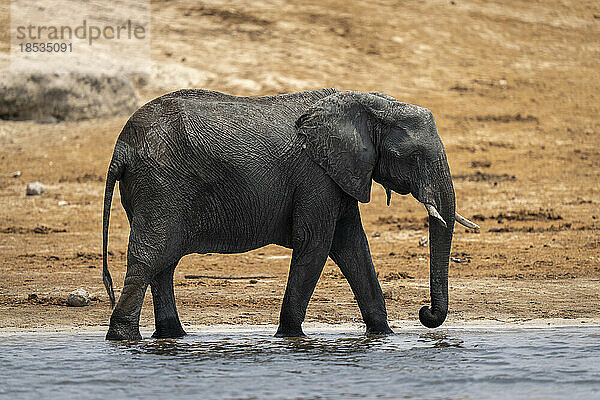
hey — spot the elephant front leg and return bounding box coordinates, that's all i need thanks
[276,246,331,337]
[329,204,393,335]
[276,215,334,338]
[151,264,186,339]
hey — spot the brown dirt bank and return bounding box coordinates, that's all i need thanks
[0,0,598,330]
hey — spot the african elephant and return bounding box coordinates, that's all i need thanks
[102,88,478,340]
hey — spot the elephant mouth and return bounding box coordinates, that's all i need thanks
[378,178,411,196]
[380,180,410,206]
[396,185,411,195]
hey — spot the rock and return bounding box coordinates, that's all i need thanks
[418,236,429,247]
[0,73,138,122]
[372,231,381,238]
[26,181,46,196]
[451,256,471,264]
[57,200,68,206]
[67,289,91,307]
[1,170,21,178]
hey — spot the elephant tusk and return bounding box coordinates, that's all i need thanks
[455,212,480,229]
[386,186,392,206]
[425,204,447,228]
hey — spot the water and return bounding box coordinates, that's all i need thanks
[1,325,599,399]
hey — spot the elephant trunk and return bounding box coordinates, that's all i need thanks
[417,166,455,328]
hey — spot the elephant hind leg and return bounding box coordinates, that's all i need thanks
[105,258,149,341]
[151,264,186,339]
[106,214,185,341]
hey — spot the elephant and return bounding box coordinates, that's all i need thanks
[101,88,479,340]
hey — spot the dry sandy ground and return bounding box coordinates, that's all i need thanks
[0,0,599,332]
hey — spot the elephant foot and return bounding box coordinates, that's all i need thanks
[274,325,305,338]
[152,317,187,339]
[106,316,142,341]
[152,329,187,339]
[365,322,394,336]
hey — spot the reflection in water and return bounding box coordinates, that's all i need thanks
[116,333,390,363]
[418,332,465,348]
[2,326,600,400]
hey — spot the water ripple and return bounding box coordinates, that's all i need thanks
[1,326,599,399]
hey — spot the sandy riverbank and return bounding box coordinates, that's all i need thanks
[1,318,599,336]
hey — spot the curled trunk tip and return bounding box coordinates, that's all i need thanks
[419,306,447,328]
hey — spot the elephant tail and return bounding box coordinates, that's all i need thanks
[102,142,126,308]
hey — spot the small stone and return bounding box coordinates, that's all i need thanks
[28,293,38,301]
[57,200,68,206]
[67,288,91,307]
[331,26,347,36]
[418,236,429,247]
[372,231,381,238]
[26,181,46,196]
[249,279,258,284]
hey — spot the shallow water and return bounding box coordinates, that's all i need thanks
[1,326,599,399]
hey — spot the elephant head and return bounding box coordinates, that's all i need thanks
[296,91,479,328]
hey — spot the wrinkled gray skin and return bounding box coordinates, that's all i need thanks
[102,89,463,340]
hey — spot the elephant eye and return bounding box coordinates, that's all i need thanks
[404,151,421,167]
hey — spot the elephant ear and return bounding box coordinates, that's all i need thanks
[295,92,378,203]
